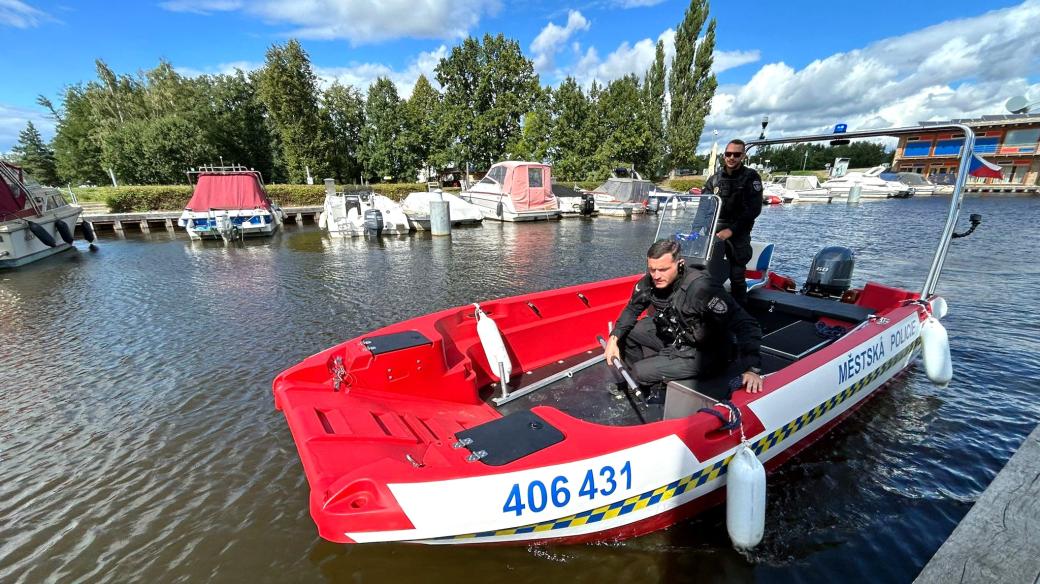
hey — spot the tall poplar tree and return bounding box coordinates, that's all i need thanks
[550,78,594,180]
[400,75,443,179]
[360,77,410,181]
[323,82,365,183]
[256,40,333,182]
[643,40,667,179]
[668,0,717,171]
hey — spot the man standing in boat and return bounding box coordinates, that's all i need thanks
[604,239,764,399]
[703,139,763,305]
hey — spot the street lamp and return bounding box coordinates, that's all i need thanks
[759,115,769,140]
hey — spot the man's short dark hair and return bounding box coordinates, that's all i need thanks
[727,139,746,151]
[647,239,681,260]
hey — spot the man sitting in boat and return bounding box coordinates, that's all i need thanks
[603,239,765,400]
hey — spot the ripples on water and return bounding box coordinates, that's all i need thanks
[0,196,1037,583]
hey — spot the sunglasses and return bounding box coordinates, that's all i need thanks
[723,151,743,158]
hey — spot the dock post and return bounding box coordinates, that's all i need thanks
[113,219,124,232]
[165,218,174,232]
[848,185,862,204]
[430,199,451,236]
[295,213,303,224]
[139,220,150,233]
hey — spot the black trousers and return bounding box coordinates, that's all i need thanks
[724,236,753,304]
[621,318,727,387]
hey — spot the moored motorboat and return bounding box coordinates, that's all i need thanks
[588,168,652,217]
[461,161,561,222]
[822,166,912,199]
[402,191,484,229]
[551,183,598,218]
[274,123,980,546]
[320,187,412,237]
[178,165,285,242]
[765,175,833,203]
[0,161,85,268]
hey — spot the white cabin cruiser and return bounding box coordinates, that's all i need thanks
[319,187,412,237]
[822,166,912,199]
[461,161,561,222]
[765,175,834,203]
[401,191,484,229]
[0,161,87,268]
[178,165,285,242]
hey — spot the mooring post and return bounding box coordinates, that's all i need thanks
[848,185,862,204]
[295,213,303,224]
[165,218,174,232]
[430,197,451,236]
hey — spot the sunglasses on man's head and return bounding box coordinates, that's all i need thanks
[723,151,743,158]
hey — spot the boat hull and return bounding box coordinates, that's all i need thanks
[274,273,928,546]
[0,205,82,268]
[463,192,561,222]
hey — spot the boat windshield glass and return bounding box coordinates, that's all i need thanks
[653,194,721,267]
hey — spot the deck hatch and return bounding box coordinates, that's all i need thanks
[454,411,564,466]
[361,330,432,355]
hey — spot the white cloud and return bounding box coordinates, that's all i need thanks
[701,0,1040,152]
[0,0,49,28]
[531,10,590,74]
[615,0,666,7]
[713,49,760,74]
[0,103,54,153]
[176,60,262,78]
[160,0,501,44]
[316,45,449,98]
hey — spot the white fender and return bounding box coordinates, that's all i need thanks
[726,443,766,549]
[921,316,953,386]
[929,296,948,320]
[475,305,512,383]
[318,210,328,230]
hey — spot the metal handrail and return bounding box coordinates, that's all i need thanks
[746,123,975,298]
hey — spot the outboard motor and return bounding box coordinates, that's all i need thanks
[580,193,596,216]
[803,246,855,298]
[646,196,661,214]
[364,209,384,235]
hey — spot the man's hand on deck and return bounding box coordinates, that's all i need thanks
[742,370,764,393]
[604,335,621,365]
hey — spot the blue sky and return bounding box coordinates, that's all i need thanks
[2,0,1038,153]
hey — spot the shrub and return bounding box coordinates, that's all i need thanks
[663,177,707,192]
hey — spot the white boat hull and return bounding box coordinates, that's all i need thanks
[322,194,412,236]
[0,205,82,268]
[462,192,560,222]
[178,208,283,241]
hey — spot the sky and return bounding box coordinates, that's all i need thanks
[2,0,1039,155]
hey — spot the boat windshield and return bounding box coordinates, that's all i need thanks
[653,194,721,267]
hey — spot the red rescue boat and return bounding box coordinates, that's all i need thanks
[274,124,978,545]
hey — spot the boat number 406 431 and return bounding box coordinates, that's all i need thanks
[503,462,633,516]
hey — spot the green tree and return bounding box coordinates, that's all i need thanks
[591,75,653,179]
[206,70,276,180]
[436,33,539,170]
[11,121,59,185]
[323,82,365,183]
[42,87,107,185]
[400,75,443,179]
[643,40,667,179]
[256,40,333,182]
[508,87,552,163]
[551,78,596,181]
[360,77,410,182]
[668,0,717,170]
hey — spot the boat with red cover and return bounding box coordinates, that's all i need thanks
[177,165,284,242]
[273,124,978,545]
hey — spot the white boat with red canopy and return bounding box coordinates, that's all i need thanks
[177,165,284,242]
[0,161,86,268]
[274,123,978,546]
[461,161,560,222]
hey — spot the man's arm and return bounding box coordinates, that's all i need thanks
[605,276,652,362]
[732,169,763,238]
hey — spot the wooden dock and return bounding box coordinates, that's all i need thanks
[77,206,322,234]
[914,423,1040,583]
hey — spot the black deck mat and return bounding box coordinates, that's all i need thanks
[456,411,565,466]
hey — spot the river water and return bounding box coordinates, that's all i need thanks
[1,196,1038,583]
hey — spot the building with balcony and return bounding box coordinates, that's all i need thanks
[893,113,1039,188]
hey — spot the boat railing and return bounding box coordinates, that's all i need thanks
[186,164,265,185]
[746,123,974,298]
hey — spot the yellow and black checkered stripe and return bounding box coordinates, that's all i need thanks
[442,339,920,541]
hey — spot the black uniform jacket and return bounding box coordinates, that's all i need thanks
[610,268,763,371]
[703,165,763,239]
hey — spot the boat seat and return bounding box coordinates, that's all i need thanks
[746,241,775,290]
[747,288,873,323]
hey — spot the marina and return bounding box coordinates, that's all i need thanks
[2,193,1037,581]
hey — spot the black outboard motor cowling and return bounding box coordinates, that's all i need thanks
[364,209,384,235]
[803,246,855,298]
[580,193,596,216]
